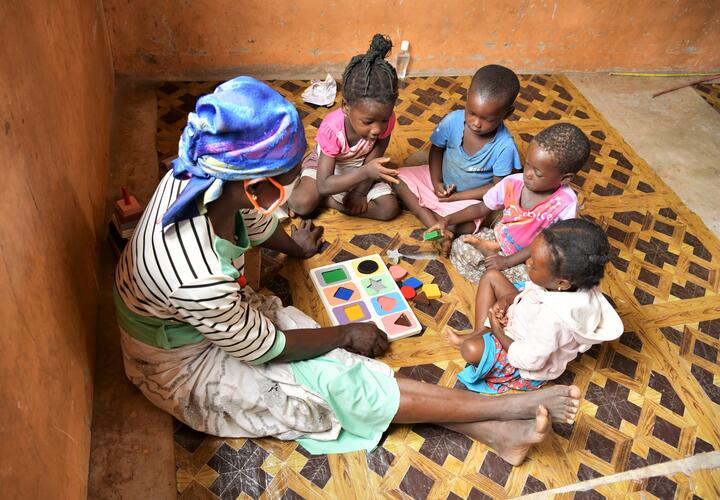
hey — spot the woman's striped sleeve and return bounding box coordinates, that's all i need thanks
[168,275,278,362]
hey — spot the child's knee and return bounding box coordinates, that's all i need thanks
[460,337,486,365]
[372,196,401,221]
[288,189,319,216]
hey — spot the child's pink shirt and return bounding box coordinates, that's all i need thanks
[482,173,577,255]
[315,108,396,163]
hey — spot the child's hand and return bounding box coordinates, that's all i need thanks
[344,190,368,215]
[485,254,510,271]
[364,157,399,184]
[426,219,454,257]
[426,218,450,236]
[438,192,461,202]
[433,182,455,199]
[437,184,458,201]
[488,307,503,331]
[491,293,515,326]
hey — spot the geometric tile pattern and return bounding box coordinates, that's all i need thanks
[160,76,720,498]
[694,82,720,114]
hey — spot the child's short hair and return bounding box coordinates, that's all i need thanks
[469,65,520,109]
[342,34,399,105]
[533,123,591,175]
[541,218,611,289]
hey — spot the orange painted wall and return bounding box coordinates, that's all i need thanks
[0,1,113,498]
[103,0,720,78]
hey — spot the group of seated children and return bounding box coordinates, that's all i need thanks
[287,34,624,394]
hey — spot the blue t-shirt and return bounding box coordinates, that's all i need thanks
[429,110,521,192]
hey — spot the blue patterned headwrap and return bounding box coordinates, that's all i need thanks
[162,76,306,226]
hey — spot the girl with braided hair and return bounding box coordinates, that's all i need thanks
[289,34,402,220]
[446,218,623,394]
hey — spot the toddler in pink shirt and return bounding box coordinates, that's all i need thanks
[446,218,623,394]
[426,123,589,287]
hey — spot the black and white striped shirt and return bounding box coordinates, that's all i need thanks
[115,171,279,362]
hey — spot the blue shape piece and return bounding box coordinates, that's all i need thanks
[333,286,354,301]
[402,277,423,290]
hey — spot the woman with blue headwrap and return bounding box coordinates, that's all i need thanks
[115,77,580,462]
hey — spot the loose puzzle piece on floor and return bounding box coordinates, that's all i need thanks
[310,254,422,340]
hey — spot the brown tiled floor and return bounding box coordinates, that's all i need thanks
[694,82,720,113]
[158,76,720,499]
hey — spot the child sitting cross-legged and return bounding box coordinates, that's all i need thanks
[395,65,522,234]
[447,218,623,394]
[428,123,590,285]
[288,34,401,221]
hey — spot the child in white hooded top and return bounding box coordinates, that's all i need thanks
[446,218,623,394]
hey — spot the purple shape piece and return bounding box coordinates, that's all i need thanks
[332,301,371,325]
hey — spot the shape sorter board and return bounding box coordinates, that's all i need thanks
[309,254,422,341]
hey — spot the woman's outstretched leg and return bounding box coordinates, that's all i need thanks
[443,406,551,466]
[393,376,580,424]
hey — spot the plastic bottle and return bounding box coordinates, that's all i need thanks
[396,40,410,79]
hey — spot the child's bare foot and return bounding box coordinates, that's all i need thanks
[439,236,453,257]
[499,385,581,424]
[462,235,501,257]
[444,328,467,348]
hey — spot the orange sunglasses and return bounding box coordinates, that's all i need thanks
[243,177,286,215]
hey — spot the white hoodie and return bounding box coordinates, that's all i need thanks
[504,281,624,380]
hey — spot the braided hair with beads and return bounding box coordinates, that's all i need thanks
[342,34,399,105]
[541,218,612,290]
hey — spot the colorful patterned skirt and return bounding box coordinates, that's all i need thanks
[457,333,546,394]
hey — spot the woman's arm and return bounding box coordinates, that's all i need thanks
[260,219,324,258]
[271,323,389,362]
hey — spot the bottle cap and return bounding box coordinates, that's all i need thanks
[400,40,409,51]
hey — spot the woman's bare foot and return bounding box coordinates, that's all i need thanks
[462,235,501,257]
[492,406,550,465]
[445,328,468,348]
[499,385,581,424]
[446,405,551,466]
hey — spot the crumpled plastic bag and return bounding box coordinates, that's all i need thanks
[301,73,337,107]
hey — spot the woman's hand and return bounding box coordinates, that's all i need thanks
[344,190,368,215]
[341,323,389,358]
[290,220,325,258]
[364,157,399,184]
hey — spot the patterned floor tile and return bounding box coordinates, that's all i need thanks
[160,76,720,499]
[694,82,720,113]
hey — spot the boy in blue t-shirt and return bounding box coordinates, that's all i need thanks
[396,65,521,235]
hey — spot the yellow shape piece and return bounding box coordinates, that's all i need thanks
[345,304,364,321]
[422,283,441,299]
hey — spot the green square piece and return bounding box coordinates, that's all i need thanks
[321,267,348,285]
[423,230,442,241]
